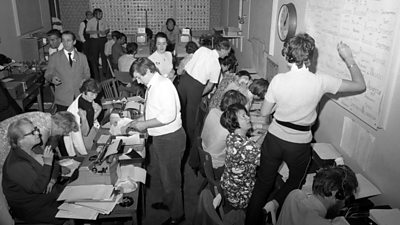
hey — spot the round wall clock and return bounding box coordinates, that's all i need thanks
[277,3,297,41]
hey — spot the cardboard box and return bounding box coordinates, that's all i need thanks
[1,81,24,98]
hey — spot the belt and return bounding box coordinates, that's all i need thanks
[275,119,312,131]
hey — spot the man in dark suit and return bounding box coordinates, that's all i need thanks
[44,31,91,111]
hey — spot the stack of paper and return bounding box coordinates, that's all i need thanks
[370,208,400,225]
[56,184,121,220]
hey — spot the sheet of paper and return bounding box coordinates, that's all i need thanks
[103,139,121,159]
[75,193,123,214]
[354,173,381,199]
[57,203,98,220]
[312,143,341,160]
[2,78,14,82]
[57,184,114,201]
[97,134,110,145]
[370,208,400,225]
[59,159,81,177]
[114,133,143,145]
[127,96,145,103]
[118,164,147,184]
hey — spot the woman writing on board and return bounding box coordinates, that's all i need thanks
[245,33,366,225]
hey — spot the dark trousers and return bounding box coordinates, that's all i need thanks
[245,133,311,225]
[88,37,107,81]
[150,128,186,219]
[176,72,205,149]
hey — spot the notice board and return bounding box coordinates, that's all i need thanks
[305,0,400,129]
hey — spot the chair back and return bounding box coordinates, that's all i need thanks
[106,58,116,78]
[196,137,220,188]
[193,188,224,225]
[101,78,119,98]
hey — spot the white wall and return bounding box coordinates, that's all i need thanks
[224,0,400,208]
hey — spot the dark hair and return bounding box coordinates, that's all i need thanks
[219,90,247,111]
[51,111,79,134]
[249,79,269,99]
[62,30,76,41]
[166,18,176,26]
[219,51,237,68]
[85,11,92,17]
[185,41,198,54]
[129,57,160,77]
[214,37,231,51]
[312,165,358,200]
[47,29,62,38]
[236,70,251,79]
[114,32,126,40]
[126,42,138,54]
[111,31,120,39]
[154,32,169,42]
[281,33,315,69]
[79,78,101,94]
[220,103,248,133]
[8,118,32,148]
[93,8,102,16]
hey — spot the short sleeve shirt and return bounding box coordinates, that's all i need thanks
[184,47,221,85]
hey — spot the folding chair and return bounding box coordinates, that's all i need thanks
[101,78,119,98]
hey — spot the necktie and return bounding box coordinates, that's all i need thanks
[68,52,73,67]
[96,20,99,38]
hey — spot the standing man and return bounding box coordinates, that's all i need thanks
[177,38,231,167]
[47,29,64,56]
[86,8,110,81]
[78,10,93,56]
[127,58,186,225]
[45,31,91,111]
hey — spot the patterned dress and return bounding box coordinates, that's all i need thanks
[221,133,260,209]
[208,73,237,109]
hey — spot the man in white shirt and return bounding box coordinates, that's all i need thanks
[47,29,64,56]
[127,58,186,225]
[78,10,93,56]
[176,38,231,169]
[85,8,110,81]
[276,165,358,225]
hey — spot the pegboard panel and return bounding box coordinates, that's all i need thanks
[89,0,210,34]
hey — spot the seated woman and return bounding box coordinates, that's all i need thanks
[149,32,175,80]
[64,78,102,155]
[201,90,247,179]
[2,118,66,224]
[248,78,269,100]
[209,67,253,110]
[219,103,260,211]
[161,18,180,52]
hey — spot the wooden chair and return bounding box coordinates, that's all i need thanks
[101,78,119,99]
[106,58,116,78]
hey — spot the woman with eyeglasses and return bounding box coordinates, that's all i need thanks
[2,118,67,224]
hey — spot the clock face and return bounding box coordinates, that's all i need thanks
[277,3,297,41]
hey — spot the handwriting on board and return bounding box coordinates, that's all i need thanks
[305,0,399,128]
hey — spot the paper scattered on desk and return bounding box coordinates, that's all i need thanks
[370,208,400,225]
[97,134,110,145]
[57,203,98,220]
[114,133,143,145]
[57,184,114,201]
[312,143,341,160]
[354,173,381,199]
[118,164,147,184]
[127,96,145,103]
[58,158,81,177]
[74,193,123,214]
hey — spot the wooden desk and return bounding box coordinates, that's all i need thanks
[65,124,146,224]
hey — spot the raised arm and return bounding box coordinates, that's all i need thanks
[337,42,366,93]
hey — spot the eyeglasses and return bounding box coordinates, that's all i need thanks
[23,127,40,137]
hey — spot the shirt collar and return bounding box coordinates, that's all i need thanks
[290,63,309,72]
[147,72,160,87]
[64,49,75,60]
